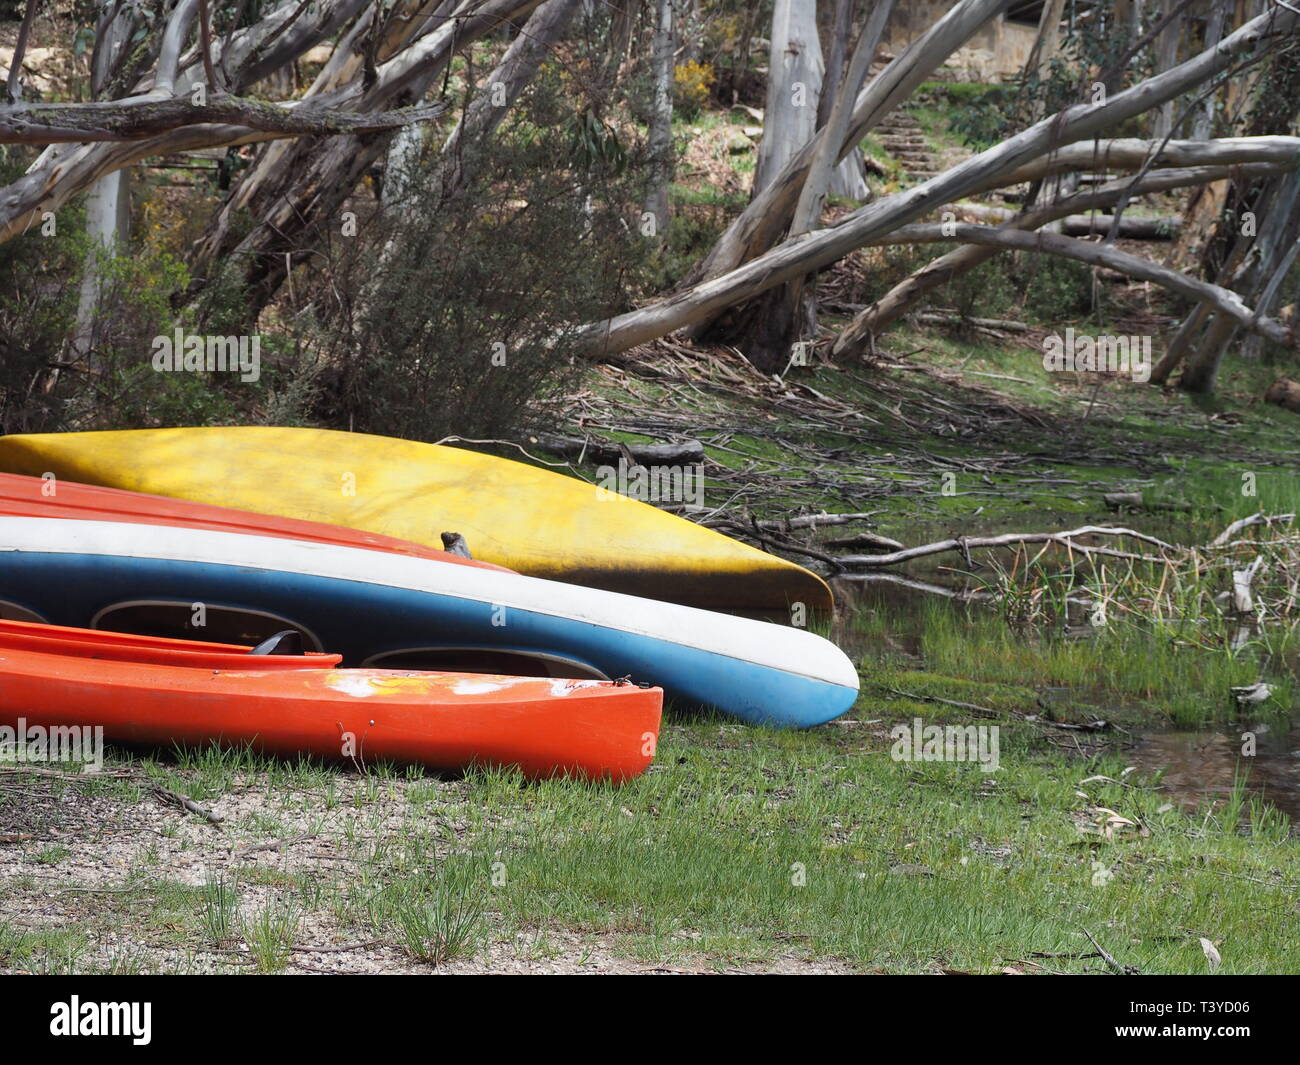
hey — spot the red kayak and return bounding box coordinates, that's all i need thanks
[0,471,509,572]
[0,620,662,781]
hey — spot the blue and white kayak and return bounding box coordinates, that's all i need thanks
[0,517,859,728]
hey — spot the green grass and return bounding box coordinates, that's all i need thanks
[390,860,487,966]
[372,725,1295,974]
[908,602,1294,729]
[1,687,1294,973]
[201,870,240,949]
[242,900,300,973]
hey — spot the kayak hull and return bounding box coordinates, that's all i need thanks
[0,517,860,727]
[0,427,833,614]
[0,620,662,781]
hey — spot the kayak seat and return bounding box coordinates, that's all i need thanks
[248,630,306,656]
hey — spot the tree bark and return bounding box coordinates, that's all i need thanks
[1192,0,1230,139]
[0,94,448,143]
[69,168,130,366]
[731,0,894,372]
[755,0,824,195]
[643,0,675,235]
[1152,0,1184,140]
[818,0,870,200]
[5,0,40,104]
[791,0,894,241]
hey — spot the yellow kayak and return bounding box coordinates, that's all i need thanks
[0,428,833,614]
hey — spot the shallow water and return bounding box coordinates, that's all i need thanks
[835,576,1300,824]
[1128,723,1300,821]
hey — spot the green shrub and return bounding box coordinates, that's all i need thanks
[297,65,647,444]
[674,60,716,117]
[1020,257,1100,325]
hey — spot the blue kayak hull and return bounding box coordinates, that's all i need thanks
[0,551,858,728]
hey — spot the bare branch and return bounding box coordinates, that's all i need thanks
[155,0,200,97]
[0,94,448,144]
[878,222,1295,348]
[834,161,1290,349]
[5,0,40,105]
[196,0,222,93]
[836,526,1177,569]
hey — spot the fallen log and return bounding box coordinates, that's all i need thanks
[1102,491,1192,511]
[950,201,1181,238]
[523,432,706,466]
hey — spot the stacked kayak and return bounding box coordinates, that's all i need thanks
[0,427,833,614]
[0,471,511,573]
[0,512,859,727]
[0,619,662,781]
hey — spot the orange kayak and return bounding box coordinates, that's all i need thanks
[0,620,662,781]
[0,472,510,573]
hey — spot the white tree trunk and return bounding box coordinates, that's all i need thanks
[692,0,1014,293]
[755,0,824,195]
[383,120,427,210]
[820,0,870,201]
[1152,1,1183,140]
[792,0,894,237]
[643,0,675,232]
[1192,1,1230,139]
[71,168,129,362]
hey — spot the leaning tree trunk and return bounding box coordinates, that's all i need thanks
[572,7,1300,356]
[1179,168,1300,392]
[820,0,871,200]
[683,0,1015,350]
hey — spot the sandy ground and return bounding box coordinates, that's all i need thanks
[0,767,854,975]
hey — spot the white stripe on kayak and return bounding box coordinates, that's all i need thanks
[0,517,860,691]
